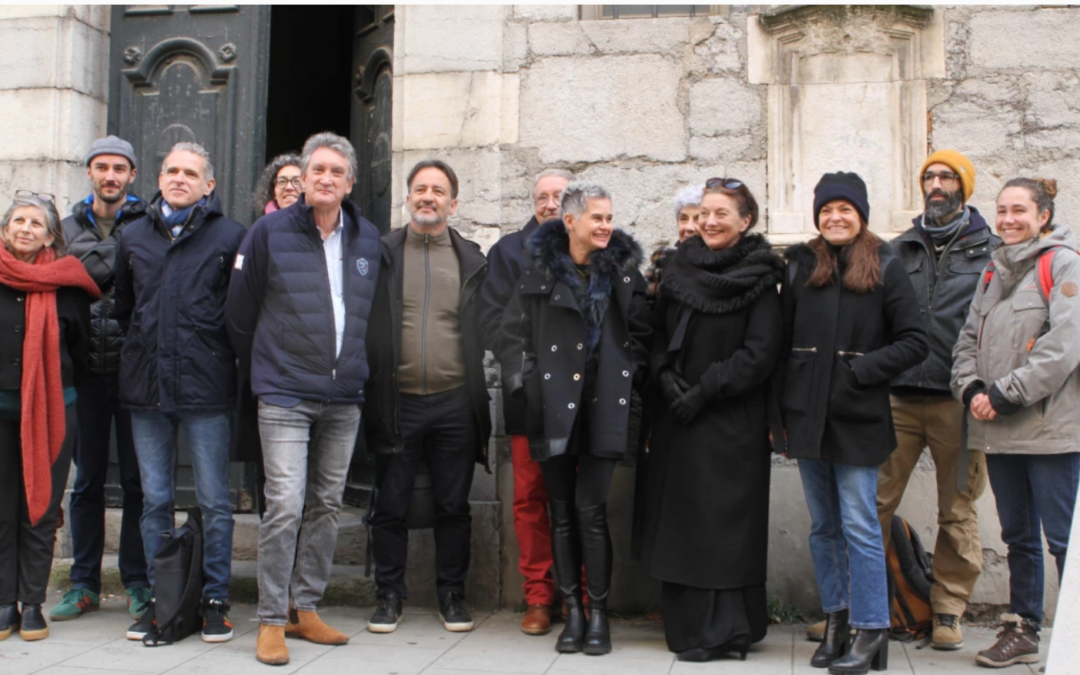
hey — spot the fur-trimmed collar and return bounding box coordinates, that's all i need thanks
[662,233,784,314]
[526,218,643,364]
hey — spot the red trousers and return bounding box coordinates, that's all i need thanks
[512,435,555,605]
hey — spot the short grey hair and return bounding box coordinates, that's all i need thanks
[533,169,576,195]
[2,193,66,257]
[301,132,358,181]
[673,184,704,219]
[560,182,612,220]
[165,142,214,181]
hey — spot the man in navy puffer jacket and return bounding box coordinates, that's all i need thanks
[226,133,381,666]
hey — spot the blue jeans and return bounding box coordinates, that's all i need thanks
[798,458,889,629]
[986,452,1080,625]
[131,410,235,600]
[70,374,148,593]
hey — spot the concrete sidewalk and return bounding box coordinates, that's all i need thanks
[1,594,1049,675]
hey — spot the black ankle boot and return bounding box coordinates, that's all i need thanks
[19,604,49,641]
[549,500,584,653]
[0,604,19,641]
[827,628,888,674]
[811,609,850,668]
[577,503,612,656]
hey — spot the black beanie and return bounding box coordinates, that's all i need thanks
[813,172,870,229]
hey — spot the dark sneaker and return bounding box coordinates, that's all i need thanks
[50,588,100,621]
[367,593,403,634]
[0,604,20,641]
[126,601,156,641]
[200,598,233,643]
[19,604,49,641]
[126,587,152,620]
[975,613,1039,668]
[439,593,473,632]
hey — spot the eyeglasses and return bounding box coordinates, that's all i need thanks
[15,189,55,202]
[922,171,960,187]
[275,177,302,189]
[534,192,564,206]
[705,178,744,190]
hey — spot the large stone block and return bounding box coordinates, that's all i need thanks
[527,20,592,57]
[692,18,744,74]
[930,101,1021,159]
[0,159,91,215]
[400,71,511,150]
[0,89,105,163]
[0,15,109,97]
[969,8,1080,71]
[689,77,764,136]
[519,55,686,163]
[0,5,108,30]
[398,5,506,74]
[579,17,696,55]
[503,21,528,72]
[1024,71,1080,131]
[513,5,577,22]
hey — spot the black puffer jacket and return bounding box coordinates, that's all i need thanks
[61,195,147,376]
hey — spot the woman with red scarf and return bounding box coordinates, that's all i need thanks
[0,191,98,642]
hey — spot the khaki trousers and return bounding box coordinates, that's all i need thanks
[877,395,987,616]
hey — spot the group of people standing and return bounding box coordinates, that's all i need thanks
[0,133,1075,675]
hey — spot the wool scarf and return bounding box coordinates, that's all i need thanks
[0,245,99,525]
[662,233,785,315]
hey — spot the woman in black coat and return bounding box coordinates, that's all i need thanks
[780,173,927,675]
[640,178,784,662]
[500,183,651,656]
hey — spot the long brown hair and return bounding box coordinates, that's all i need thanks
[806,223,883,293]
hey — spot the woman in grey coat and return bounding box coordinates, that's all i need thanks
[952,177,1080,670]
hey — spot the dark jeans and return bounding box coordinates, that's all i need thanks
[371,386,477,601]
[986,452,1080,625]
[0,408,76,605]
[70,374,147,593]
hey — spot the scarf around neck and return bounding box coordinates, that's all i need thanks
[0,245,99,525]
[922,206,971,250]
[662,233,785,315]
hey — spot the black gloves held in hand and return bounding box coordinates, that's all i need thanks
[658,367,690,404]
[671,385,707,425]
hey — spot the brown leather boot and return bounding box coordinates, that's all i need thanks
[520,604,552,635]
[256,624,290,666]
[284,608,350,645]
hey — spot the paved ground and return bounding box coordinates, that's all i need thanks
[0,594,1051,674]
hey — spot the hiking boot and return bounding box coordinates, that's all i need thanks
[0,604,19,641]
[285,608,349,645]
[439,593,474,632]
[50,588,100,621]
[19,604,49,641]
[200,598,233,643]
[126,587,152,620]
[931,613,964,651]
[521,604,552,636]
[975,614,1039,668]
[367,593,403,633]
[257,624,290,666]
[808,619,826,641]
[126,600,155,641]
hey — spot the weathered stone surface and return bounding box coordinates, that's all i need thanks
[930,102,1020,159]
[519,55,686,163]
[689,77,763,136]
[0,16,108,97]
[969,8,1080,71]
[527,20,592,57]
[502,20,528,72]
[579,17,695,55]
[0,159,91,216]
[1024,71,1080,131]
[513,4,577,22]
[398,5,506,74]
[693,18,744,74]
[400,71,506,150]
[0,89,105,163]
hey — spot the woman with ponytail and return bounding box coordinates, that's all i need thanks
[779,173,928,675]
[0,192,98,642]
[952,177,1080,669]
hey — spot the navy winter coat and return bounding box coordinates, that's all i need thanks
[114,192,247,412]
[226,196,381,405]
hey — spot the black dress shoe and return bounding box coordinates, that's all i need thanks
[828,628,888,674]
[19,604,49,641]
[811,610,850,668]
[0,604,19,641]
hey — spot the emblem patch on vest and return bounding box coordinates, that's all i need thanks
[356,258,369,276]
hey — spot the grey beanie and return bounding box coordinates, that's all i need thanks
[86,135,137,169]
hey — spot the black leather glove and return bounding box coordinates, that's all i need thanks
[658,367,690,404]
[989,384,1023,416]
[671,385,707,425]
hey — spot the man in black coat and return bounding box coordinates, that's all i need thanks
[364,160,491,635]
[114,142,247,644]
[52,136,151,623]
[478,168,573,636]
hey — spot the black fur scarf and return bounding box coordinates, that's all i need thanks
[527,218,643,365]
[661,232,784,314]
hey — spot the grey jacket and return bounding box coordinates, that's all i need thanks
[951,224,1080,455]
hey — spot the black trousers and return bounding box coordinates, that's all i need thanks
[371,386,477,600]
[0,407,76,605]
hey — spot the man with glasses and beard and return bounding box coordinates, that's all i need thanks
[876,150,998,651]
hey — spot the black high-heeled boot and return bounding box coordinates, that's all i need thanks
[549,500,585,653]
[0,604,20,641]
[811,609,851,668]
[827,628,888,675]
[577,503,612,656]
[19,604,49,641]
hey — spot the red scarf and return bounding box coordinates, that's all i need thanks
[0,245,99,525]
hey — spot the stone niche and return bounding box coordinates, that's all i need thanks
[748,5,945,242]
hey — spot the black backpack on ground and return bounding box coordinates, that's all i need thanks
[885,515,935,643]
[143,508,205,647]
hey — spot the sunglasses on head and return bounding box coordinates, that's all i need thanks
[705,178,744,190]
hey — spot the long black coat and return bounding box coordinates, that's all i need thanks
[779,243,928,467]
[499,219,651,461]
[639,234,783,589]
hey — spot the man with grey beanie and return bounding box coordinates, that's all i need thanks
[52,135,151,623]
